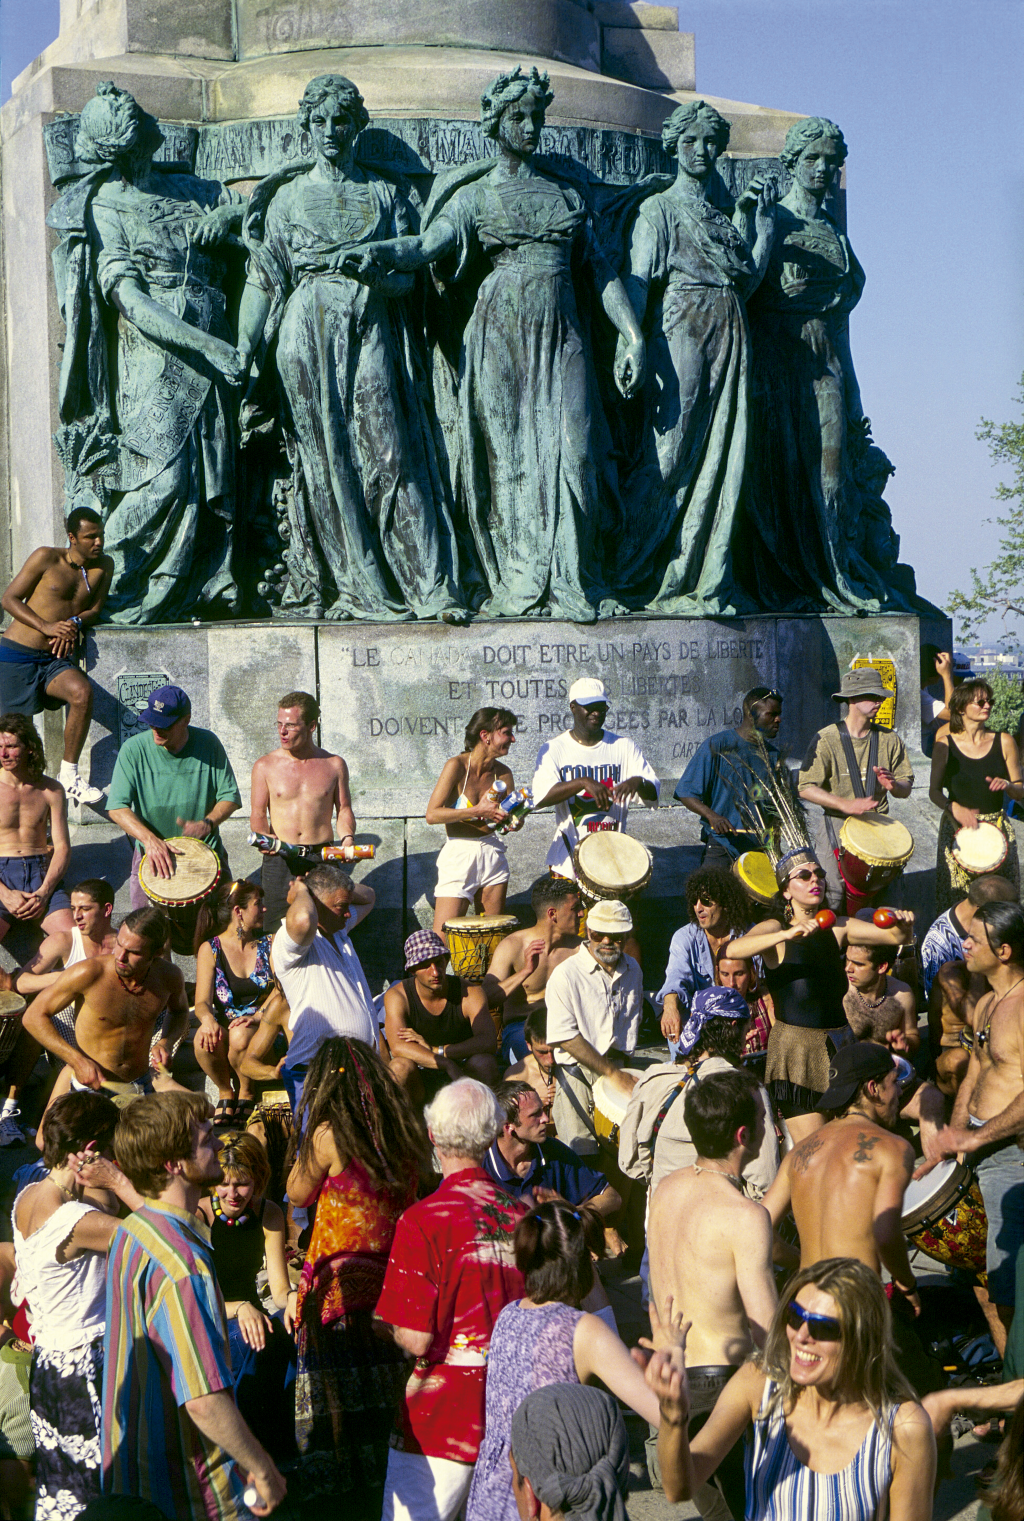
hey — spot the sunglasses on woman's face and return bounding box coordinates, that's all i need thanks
[785,1300,842,1341]
[790,868,826,883]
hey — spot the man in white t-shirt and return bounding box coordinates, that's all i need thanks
[267,863,379,1112]
[532,678,660,879]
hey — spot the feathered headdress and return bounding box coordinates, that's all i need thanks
[719,734,817,886]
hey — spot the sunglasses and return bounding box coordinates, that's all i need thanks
[789,868,826,883]
[785,1300,842,1342]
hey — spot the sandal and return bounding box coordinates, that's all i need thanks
[234,1098,256,1126]
[213,1098,239,1127]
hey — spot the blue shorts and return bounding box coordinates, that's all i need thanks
[972,1128,1024,1306]
[0,637,77,714]
[500,1019,529,1065]
[0,855,71,926]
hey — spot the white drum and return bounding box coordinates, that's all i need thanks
[951,821,1009,876]
[593,1069,643,1146]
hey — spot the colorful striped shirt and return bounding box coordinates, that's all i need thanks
[745,1379,897,1521]
[101,1201,244,1520]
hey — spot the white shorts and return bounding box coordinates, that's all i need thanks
[435,836,509,902]
[382,1449,474,1521]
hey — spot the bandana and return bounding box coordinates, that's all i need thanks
[677,985,749,1056]
[510,1385,630,1521]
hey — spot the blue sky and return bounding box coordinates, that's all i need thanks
[4,0,1023,641]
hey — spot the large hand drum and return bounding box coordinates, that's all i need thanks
[139,836,222,955]
[837,815,914,913]
[593,1070,643,1148]
[444,914,518,984]
[0,991,27,1064]
[574,833,652,905]
[901,1157,987,1278]
[952,821,1009,877]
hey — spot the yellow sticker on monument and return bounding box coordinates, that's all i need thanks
[852,657,896,730]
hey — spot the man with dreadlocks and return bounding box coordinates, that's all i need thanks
[285,1036,430,1516]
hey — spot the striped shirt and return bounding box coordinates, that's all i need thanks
[919,908,965,1002]
[745,1379,896,1521]
[101,1201,244,1521]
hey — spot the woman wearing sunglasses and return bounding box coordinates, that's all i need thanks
[727,848,913,1141]
[667,1257,935,1521]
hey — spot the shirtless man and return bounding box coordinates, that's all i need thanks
[384,929,499,1102]
[483,876,582,1064]
[250,691,356,933]
[0,880,116,1145]
[646,1069,776,1516]
[929,901,1024,1348]
[764,1042,917,1303]
[23,905,191,1119]
[928,960,984,1096]
[504,1005,558,1124]
[0,507,112,805]
[843,942,920,1057]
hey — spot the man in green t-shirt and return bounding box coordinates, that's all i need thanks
[106,685,242,910]
[798,667,914,906]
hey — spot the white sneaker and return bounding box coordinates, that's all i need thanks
[0,1107,25,1147]
[66,776,107,807]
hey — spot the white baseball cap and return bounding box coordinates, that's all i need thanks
[569,678,608,706]
[586,898,633,934]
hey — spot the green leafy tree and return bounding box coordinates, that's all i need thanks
[947,375,1024,644]
[986,669,1024,737]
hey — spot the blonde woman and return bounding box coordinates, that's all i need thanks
[667,1257,935,1521]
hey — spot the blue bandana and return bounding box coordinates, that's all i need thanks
[678,985,750,1056]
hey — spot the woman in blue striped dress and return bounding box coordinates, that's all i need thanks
[665,1257,935,1520]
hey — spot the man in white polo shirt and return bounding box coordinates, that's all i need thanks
[532,677,660,880]
[544,898,643,1155]
[252,863,378,1112]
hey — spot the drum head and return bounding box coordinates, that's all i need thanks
[733,851,777,904]
[0,991,26,1017]
[839,815,914,867]
[139,836,220,905]
[952,821,1007,874]
[575,832,652,894]
[593,1070,642,1128]
[444,915,518,934]
[901,1158,960,1218]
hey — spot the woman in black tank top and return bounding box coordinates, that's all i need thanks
[728,848,914,1140]
[929,679,1022,913]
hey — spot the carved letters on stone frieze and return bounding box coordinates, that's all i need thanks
[43,75,929,629]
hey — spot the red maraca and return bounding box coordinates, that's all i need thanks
[814,908,836,930]
[872,908,896,928]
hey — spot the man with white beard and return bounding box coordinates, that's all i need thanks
[544,899,643,1155]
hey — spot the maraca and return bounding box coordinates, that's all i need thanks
[814,908,836,930]
[873,908,896,928]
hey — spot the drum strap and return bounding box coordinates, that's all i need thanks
[650,1058,705,1147]
[838,722,879,800]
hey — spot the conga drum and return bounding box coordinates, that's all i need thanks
[837,815,914,915]
[0,991,26,1065]
[951,821,1009,878]
[444,914,518,984]
[901,1158,988,1280]
[733,851,778,906]
[592,1070,644,1149]
[139,836,222,955]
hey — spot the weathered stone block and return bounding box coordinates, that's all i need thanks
[602,26,695,90]
[206,626,317,812]
[235,0,601,72]
[594,2,679,30]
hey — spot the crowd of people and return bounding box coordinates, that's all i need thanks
[0,525,1022,1518]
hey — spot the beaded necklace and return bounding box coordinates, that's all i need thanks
[211,1192,253,1228]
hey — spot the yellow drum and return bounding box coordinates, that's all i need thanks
[593,1069,643,1147]
[0,991,27,1064]
[733,850,777,905]
[952,821,1009,877]
[837,815,914,913]
[139,835,222,955]
[444,914,518,983]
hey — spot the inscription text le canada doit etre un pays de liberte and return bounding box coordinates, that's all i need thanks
[345,635,770,764]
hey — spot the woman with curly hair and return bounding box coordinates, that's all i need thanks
[668,1257,935,1521]
[929,678,1022,912]
[657,866,754,1047]
[285,1036,430,1513]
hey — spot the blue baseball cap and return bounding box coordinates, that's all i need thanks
[136,684,191,728]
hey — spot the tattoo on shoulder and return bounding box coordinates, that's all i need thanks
[853,1131,880,1163]
[791,1133,826,1174]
